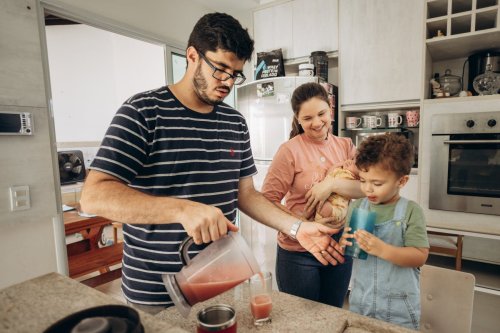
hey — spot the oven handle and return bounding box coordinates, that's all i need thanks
[443,140,500,144]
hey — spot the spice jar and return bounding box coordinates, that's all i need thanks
[197,304,237,333]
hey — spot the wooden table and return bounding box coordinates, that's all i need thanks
[64,209,123,287]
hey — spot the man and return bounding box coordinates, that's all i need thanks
[80,12,344,314]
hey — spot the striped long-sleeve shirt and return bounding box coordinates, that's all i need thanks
[90,86,257,306]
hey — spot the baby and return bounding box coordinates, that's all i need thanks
[314,160,356,228]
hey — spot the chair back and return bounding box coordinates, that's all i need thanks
[420,265,475,333]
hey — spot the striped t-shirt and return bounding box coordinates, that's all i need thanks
[90,86,257,306]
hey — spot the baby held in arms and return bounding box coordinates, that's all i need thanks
[314,160,356,228]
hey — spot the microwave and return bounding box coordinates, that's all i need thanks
[0,111,33,135]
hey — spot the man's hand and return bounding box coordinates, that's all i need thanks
[296,222,345,266]
[180,201,238,244]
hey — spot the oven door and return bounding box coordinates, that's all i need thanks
[429,134,500,215]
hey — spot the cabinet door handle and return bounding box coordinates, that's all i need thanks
[443,140,500,144]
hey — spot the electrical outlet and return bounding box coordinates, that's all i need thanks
[9,185,31,211]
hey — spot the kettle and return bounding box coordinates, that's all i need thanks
[162,232,260,317]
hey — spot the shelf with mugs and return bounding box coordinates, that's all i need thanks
[426,0,500,61]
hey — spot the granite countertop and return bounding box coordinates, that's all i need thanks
[157,282,417,333]
[0,273,186,333]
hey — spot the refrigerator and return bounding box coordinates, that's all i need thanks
[236,76,336,288]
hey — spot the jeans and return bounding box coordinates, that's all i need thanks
[275,234,352,308]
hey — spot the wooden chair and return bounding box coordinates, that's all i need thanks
[427,231,464,271]
[112,222,123,244]
[420,265,475,333]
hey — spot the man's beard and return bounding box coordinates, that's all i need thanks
[193,63,228,106]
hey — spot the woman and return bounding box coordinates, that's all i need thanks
[262,82,363,307]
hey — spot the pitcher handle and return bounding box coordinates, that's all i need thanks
[179,236,194,266]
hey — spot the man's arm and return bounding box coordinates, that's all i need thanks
[80,170,237,244]
[237,177,345,266]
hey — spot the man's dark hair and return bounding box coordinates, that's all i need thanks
[188,12,254,61]
[356,133,414,178]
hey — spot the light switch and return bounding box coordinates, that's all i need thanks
[9,185,30,211]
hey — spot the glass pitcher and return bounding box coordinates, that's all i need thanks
[162,232,260,317]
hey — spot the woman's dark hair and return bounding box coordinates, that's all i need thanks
[356,133,414,177]
[188,12,254,61]
[289,82,330,139]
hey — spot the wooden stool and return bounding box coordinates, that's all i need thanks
[427,231,464,271]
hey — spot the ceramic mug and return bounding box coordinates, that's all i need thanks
[387,113,403,128]
[361,115,382,129]
[406,110,420,127]
[345,116,362,129]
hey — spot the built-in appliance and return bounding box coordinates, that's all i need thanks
[0,111,33,135]
[429,111,500,215]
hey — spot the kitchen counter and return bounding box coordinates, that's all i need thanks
[157,282,417,332]
[0,273,186,333]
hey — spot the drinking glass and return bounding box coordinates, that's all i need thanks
[343,208,376,260]
[249,271,273,326]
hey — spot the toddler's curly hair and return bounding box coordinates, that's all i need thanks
[356,133,414,178]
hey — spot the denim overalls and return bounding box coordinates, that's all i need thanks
[349,197,420,330]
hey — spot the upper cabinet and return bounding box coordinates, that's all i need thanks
[253,0,339,60]
[291,0,339,58]
[253,2,294,59]
[425,0,500,61]
[339,0,425,107]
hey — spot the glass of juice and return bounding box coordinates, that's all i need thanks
[249,271,272,326]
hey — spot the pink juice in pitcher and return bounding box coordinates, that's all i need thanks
[250,294,272,319]
[180,277,247,305]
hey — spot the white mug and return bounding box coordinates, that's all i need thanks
[387,113,403,128]
[362,115,382,129]
[346,116,362,129]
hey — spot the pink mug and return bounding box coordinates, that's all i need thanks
[406,110,419,127]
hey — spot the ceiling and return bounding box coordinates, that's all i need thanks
[191,0,277,13]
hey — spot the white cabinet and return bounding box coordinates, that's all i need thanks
[253,0,339,60]
[339,0,425,106]
[253,2,294,59]
[292,0,339,58]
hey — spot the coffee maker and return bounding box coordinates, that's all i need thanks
[468,51,500,95]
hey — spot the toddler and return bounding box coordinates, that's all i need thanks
[340,133,429,330]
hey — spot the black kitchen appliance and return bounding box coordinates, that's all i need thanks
[58,150,86,185]
[467,51,500,95]
[43,305,144,333]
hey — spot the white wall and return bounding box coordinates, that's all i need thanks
[46,24,165,143]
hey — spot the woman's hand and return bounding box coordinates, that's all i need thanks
[304,176,334,217]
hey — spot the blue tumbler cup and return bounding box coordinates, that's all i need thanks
[343,208,376,260]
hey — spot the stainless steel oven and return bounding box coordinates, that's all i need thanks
[429,111,500,215]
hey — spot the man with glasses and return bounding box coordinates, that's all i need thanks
[80,12,343,314]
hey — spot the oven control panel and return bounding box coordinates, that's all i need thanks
[432,111,500,134]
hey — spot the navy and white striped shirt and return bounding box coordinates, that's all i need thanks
[90,86,257,306]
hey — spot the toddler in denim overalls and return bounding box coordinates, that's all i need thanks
[341,133,429,330]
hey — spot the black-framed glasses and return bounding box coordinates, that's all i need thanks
[198,52,246,85]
